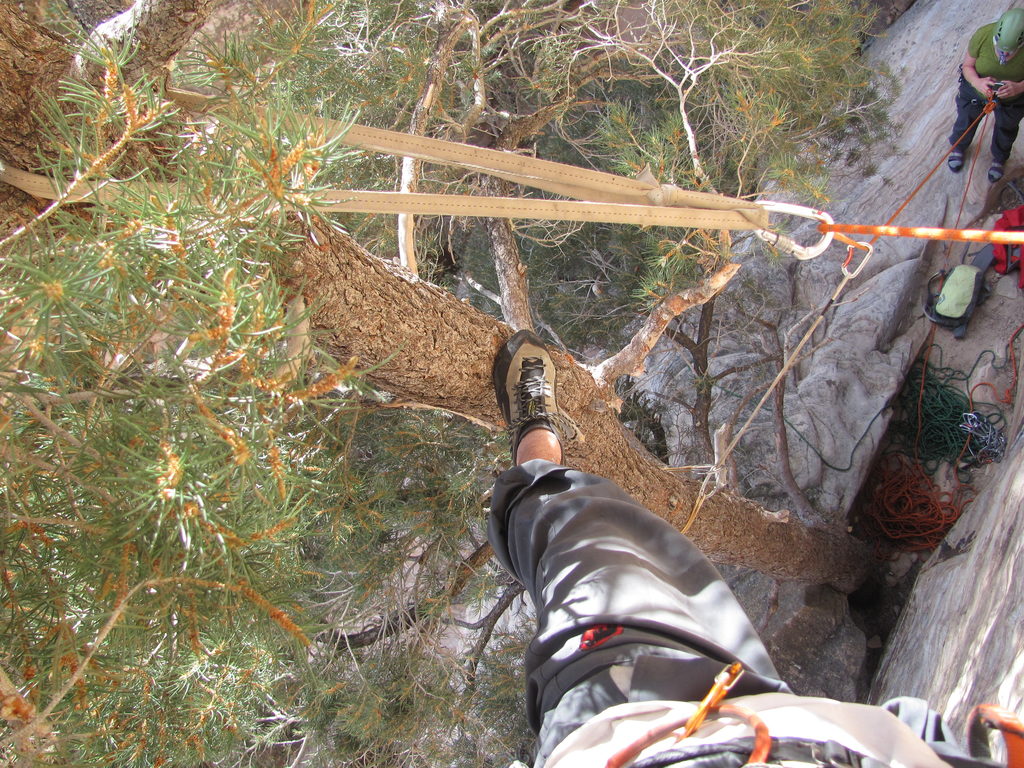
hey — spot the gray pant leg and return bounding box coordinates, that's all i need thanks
[488,460,788,764]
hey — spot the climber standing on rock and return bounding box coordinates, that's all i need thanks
[948,7,1024,183]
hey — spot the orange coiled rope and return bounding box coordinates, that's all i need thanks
[861,453,969,552]
[861,321,1023,552]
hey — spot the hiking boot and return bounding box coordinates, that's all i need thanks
[988,162,1005,183]
[948,148,965,173]
[492,329,577,461]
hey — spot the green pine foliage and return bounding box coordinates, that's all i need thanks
[0,39,361,765]
[0,31,517,766]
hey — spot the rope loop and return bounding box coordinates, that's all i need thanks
[753,201,835,260]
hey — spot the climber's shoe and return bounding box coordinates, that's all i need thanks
[492,330,577,463]
[948,149,965,173]
[988,162,1005,183]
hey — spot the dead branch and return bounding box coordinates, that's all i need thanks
[399,10,477,274]
[480,176,534,330]
[589,263,740,394]
[463,583,523,690]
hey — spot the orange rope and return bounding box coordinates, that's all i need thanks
[950,107,992,253]
[855,105,1003,554]
[862,454,970,552]
[819,222,1024,244]
[967,323,1024,406]
[820,101,998,249]
[861,330,975,552]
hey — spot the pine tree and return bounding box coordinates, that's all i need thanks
[1,0,888,764]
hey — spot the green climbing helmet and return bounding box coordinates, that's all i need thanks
[995,8,1024,64]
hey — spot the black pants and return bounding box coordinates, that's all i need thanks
[487,460,789,765]
[950,76,1024,164]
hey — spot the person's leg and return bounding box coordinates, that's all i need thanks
[990,103,1024,163]
[949,77,986,170]
[488,331,787,765]
[988,101,1024,181]
[516,426,561,464]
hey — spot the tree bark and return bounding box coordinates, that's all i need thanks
[591,265,739,395]
[0,6,69,228]
[66,0,134,30]
[78,0,228,82]
[665,300,717,462]
[398,10,474,274]
[0,7,68,168]
[289,224,871,592]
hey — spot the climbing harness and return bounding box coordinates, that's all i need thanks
[602,662,772,768]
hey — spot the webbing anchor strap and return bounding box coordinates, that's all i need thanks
[0,87,793,238]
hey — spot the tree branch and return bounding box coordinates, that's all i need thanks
[317,604,420,652]
[589,263,740,394]
[463,583,523,691]
[770,370,815,521]
[75,0,228,82]
[398,10,475,274]
[287,223,871,591]
[480,176,534,331]
[66,0,133,30]
[315,542,494,654]
[764,325,816,520]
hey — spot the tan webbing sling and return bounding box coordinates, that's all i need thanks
[2,87,839,258]
[166,87,768,230]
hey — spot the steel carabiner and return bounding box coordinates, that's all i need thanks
[753,200,836,261]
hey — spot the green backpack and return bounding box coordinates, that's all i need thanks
[924,246,995,339]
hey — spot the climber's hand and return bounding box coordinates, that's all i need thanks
[996,80,1024,100]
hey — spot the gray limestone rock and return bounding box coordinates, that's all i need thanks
[722,567,869,701]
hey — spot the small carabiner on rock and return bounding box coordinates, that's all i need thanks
[753,201,835,261]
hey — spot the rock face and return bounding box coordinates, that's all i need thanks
[783,0,996,524]
[870,378,1024,731]
[723,566,869,701]
[775,0,1024,727]
[643,0,1024,708]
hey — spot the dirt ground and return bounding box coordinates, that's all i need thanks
[927,181,1023,456]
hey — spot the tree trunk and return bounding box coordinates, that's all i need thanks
[289,223,871,592]
[480,176,534,330]
[0,8,67,168]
